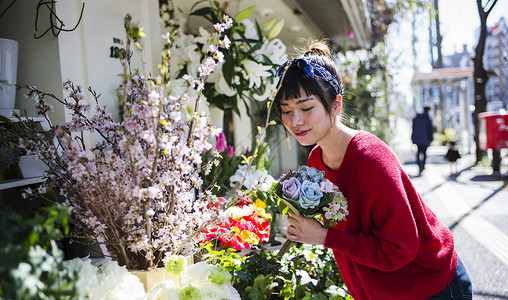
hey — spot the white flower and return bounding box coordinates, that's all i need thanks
[239,19,258,39]
[242,60,272,88]
[296,269,318,286]
[11,262,43,295]
[252,80,277,101]
[230,165,276,191]
[226,204,255,219]
[199,283,228,300]
[170,34,202,78]
[170,79,209,116]
[96,260,145,300]
[198,57,217,77]
[222,35,231,49]
[194,27,212,53]
[146,280,179,300]
[258,38,288,65]
[207,64,237,97]
[63,258,99,299]
[226,283,242,300]
[180,262,212,286]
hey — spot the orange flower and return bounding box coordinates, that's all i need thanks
[239,229,260,245]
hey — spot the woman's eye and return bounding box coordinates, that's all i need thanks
[302,107,313,112]
[281,110,291,115]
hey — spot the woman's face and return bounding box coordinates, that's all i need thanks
[280,94,333,146]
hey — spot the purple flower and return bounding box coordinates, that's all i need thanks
[282,177,301,200]
[216,132,226,152]
[299,180,323,209]
[227,145,234,157]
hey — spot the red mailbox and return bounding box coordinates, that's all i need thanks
[478,112,508,150]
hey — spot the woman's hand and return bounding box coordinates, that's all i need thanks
[286,211,328,245]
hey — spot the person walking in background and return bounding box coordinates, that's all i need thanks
[445,140,461,176]
[411,106,434,175]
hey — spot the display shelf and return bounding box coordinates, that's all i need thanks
[0,177,45,190]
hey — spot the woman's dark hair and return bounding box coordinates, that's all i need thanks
[274,40,342,116]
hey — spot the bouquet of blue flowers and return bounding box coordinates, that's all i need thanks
[271,166,348,258]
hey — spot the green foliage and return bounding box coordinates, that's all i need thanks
[204,244,352,300]
[342,42,392,143]
[0,205,77,299]
[367,0,428,46]
[160,0,285,118]
[190,1,281,116]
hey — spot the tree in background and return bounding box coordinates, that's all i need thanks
[472,0,498,164]
[340,0,428,143]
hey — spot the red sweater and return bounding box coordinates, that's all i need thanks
[308,131,457,300]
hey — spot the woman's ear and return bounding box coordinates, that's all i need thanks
[333,95,342,115]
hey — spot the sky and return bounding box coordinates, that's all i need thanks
[387,0,508,104]
[439,0,508,55]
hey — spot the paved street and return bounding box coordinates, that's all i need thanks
[403,145,508,300]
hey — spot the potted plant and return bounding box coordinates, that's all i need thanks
[0,115,23,180]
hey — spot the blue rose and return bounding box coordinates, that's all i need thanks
[299,180,323,209]
[282,177,301,200]
[298,166,324,183]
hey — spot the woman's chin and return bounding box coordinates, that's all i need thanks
[295,137,315,147]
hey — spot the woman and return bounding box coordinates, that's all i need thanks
[274,41,472,300]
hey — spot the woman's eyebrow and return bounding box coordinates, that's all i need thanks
[296,97,314,104]
[280,97,314,106]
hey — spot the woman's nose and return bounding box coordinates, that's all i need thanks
[291,111,304,126]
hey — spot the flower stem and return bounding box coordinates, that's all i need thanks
[275,239,293,259]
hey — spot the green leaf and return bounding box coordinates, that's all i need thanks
[190,6,214,17]
[277,196,301,216]
[190,0,208,12]
[245,42,262,59]
[235,29,253,48]
[189,7,217,23]
[234,6,255,23]
[231,98,241,116]
[266,19,285,39]
[222,57,234,86]
[25,231,39,249]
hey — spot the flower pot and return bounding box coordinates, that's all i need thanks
[18,155,48,178]
[130,268,176,292]
[0,38,18,116]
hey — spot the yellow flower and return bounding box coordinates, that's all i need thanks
[254,199,272,222]
[254,199,266,209]
[239,230,260,245]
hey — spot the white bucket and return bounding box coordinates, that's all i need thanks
[0,38,19,111]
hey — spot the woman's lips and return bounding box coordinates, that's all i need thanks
[294,129,310,137]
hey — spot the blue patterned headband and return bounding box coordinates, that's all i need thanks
[276,57,342,95]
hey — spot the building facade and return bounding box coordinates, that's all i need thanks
[484,17,508,111]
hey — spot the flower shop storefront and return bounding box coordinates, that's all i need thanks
[0,0,370,298]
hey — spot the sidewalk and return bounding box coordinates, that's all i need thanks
[404,145,508,262]
[403,145,508,299]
